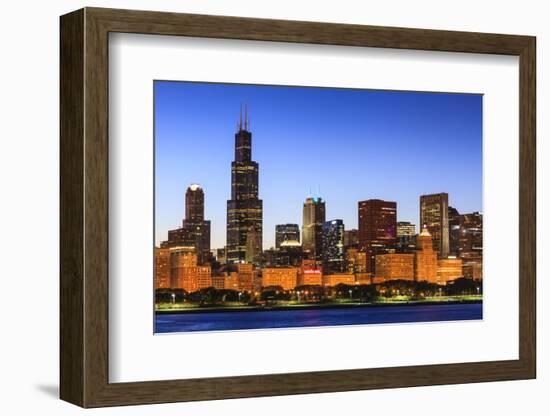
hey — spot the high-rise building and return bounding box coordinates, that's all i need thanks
[457,212,483,258]
[420,193,449,258]
[344,229,359,248]
[414,225,438,283]
[358,199,397,272]
[185,183,205,222]
[245,225,262,265]
[448,206,461,256]
[277,240,303,267]
[358,199,397,249]
[396,221,416,252]
[226,106,263,263]
[302,197,326,259]
[397,221,415,238]
[322,219,346,274]
[161,184,211,264]
[275,223,300,249]
[215,247,226,263]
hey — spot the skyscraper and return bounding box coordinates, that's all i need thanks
[396,221,416,252]
[226,106,263,263]
[420,193,449,258]
[185,183,205,222]
[161,184,211,264]
[245,225,262,265]
[448,206,461,256]
[275,223,300,249]
[457,212,483,257]
[322,219,345,274]
[343,229,359,248]
[358,199,397,271]
[358,199,397,249]
[302,197,326,259]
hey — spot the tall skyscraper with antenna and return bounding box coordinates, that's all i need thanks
[226,105,263,263]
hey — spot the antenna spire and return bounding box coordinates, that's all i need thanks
[239,103,243,131]
[244,104,248,130]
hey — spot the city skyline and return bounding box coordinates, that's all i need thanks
[155,81,483,249]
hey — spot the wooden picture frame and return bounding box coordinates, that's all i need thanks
[60,7,536,408]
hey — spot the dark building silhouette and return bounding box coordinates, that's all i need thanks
[226,106,263,263]
[277,239,303,267]
[420,193,450,258]
[302,197,326,260]
[344,229,359,248]
[457,212,483,257]
[322,219,346,274]
[161,184,211,264]
[448,206,461,256]
[275,223,300,249]
[245,225,262,265]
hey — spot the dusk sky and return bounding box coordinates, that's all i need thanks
[154,81,482,249]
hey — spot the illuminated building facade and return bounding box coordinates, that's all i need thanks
[346,248,368,274]
[211,276,225,290]
[224,272,239,291]
[226,106,263,263]
[262,267,298,290]
[414,225,438,283]
[275,223,300,249]
[358,199,397,272]
[437,257,463,284]
[302,197,326,260]
[420,193,449,258]
[161,184,211,264]
[298,259,323,286]
[375,253,415,281]
[323,273,355,287]
[154,247,170,289]
[396,221,416,252]
[322,219,346,274]
[462,257,483,280]
[169,248,212,292]
[236,263,254,292]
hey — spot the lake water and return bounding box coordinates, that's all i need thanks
[155,302,482,333]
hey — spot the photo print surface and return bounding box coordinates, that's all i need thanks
[153,81,483,333]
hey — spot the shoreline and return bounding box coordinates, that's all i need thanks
[155,298,482,315]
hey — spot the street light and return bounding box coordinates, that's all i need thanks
[349,289,353,301]
[171,293,175,304]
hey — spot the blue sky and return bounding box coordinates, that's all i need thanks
[155,81,482,249]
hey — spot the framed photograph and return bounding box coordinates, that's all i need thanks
[60,7,536,407]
